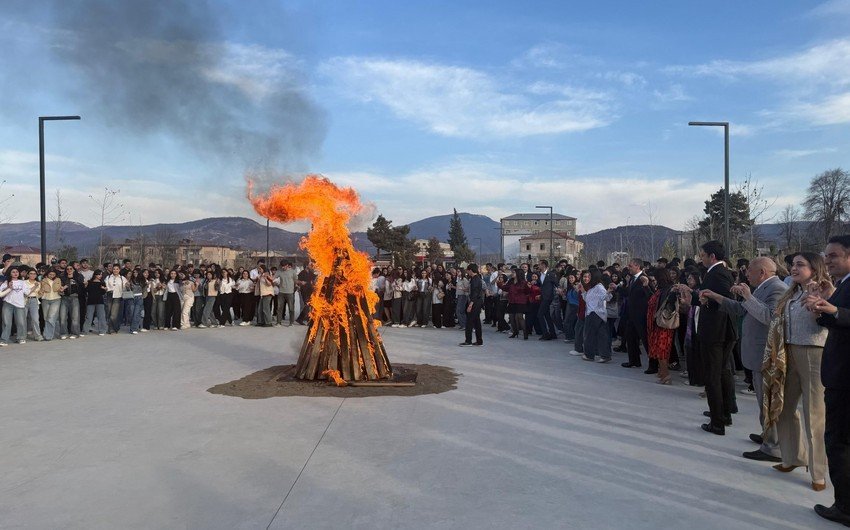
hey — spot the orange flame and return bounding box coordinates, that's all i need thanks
[321,369,348,387]
[248,174,380,339]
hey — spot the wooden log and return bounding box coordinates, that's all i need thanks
[347,381,415,387]
[303,321,325,380]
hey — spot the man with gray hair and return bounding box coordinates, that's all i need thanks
[702,256,795,459]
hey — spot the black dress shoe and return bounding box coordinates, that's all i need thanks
[742,449,782,462]
[701,423,725,435]
[814,504,850,526]
[749,433,764,445]
[473,341,483,346]
[458,342,473,346]
[702,411,732,426]
[621,362,639,368]
[644,368,658,375]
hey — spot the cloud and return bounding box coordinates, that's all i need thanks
[773,147,838,159]
[327,162,723,233]
[320,57,615,138]
[809,0,850,17]
[666,38,850,127]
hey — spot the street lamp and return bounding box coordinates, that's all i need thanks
[535,205,553,264]
[688,121,730,254]
[492,226,503,262]
[266,218,270,264]
[473,237,482,262]
[39,115,80,264]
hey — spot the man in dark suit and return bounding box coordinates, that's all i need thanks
[693,240,738,435]
[621,258,653,370]
[460,263,484,346]
[536,259,558,340]
[810,235,850,526]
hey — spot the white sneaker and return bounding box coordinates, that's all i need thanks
[131,331,138,335]
[60,336,68,340]
[569,350,583,356]
[69,335,78,339]
[421,324,427,328]
[171,327,178,331]
[98,333,105,336]
[18,340,26,344]
[197,324,207,329]
[596,357,612,363]
[140,329,149,333]
[398,324,407,328]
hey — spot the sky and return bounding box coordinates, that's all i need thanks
[1,0,849,235]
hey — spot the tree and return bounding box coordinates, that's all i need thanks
[153,228,178,266]
[802,168,850,244]
[0,180,15,224]
[660,239,676,261]
[426,237,445,264]
[366,214,394,257]
[49,189,66,255]
[446,210,475,263]
[89,187,126,265]
[736,174,776,256]
[699,188,753,256]
[390,225,418,267]
[778,205,801,252]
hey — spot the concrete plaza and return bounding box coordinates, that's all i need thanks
[0,324,834,529]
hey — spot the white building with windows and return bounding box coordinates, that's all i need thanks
[500,213,577,263]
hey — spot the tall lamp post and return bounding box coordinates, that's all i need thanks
[473,237,482,262]
[688,121,730,253]
[266,218,270,264]
[536,205,553,264]
[39,115,80,264]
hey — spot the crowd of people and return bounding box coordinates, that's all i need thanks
[370,236,850,526]
[3,235,850,525]
[0,256,318,345]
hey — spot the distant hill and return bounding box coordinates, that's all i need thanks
[406,213,501,254]
[578,225,681,262]
[0,217,307,255]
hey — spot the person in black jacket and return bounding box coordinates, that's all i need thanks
[536,259,559,340]
[692,240,738,435]
[621,258,653,370]
[809,235,850,526]
[460,264,484,346]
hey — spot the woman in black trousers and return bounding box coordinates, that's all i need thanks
[163,270,182,330]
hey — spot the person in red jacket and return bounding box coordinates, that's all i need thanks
[525,273,542,338]
[499,267,530,339]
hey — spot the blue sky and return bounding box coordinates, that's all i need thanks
[1,0,849,234]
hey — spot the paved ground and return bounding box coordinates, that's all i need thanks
[0,323,835,529]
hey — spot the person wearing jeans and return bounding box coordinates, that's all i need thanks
[200,271,219,328]
[127,270,145,334]
[40,269,62,341]
[83,270,107,335]
[24,269,43,341]
[0,268,30,346]
[460,264,484,346]
[105,265,126,333]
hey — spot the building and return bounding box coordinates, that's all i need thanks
[517,231,583,264]
[500,212,577,263]
[99,239,242,268]
[413,239,455,264]
[2,245,53,267]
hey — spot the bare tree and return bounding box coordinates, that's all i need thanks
[49,189,66,254]
[0,180,15,224]
[89,187,126,265]
[644,201,660,259]
[802,168,850,244]
[777,205,801,252]
[735,174,777,255]
[152,227,179,266]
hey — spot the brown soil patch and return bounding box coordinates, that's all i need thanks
[208,363,459,399]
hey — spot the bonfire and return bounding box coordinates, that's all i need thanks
[250,175,392,383]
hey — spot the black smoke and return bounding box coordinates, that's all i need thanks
[47,0,325,173]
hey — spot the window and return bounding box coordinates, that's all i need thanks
[540,243,545,250]
[525,244,531,251]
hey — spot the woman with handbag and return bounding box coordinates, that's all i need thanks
[647,267,678,384]
[768,252,831,492]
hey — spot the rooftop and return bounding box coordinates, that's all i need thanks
[501,213,576,221]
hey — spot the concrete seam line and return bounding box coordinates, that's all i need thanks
[266,398,346,529]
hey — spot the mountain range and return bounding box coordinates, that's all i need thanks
[1,213,813,262]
